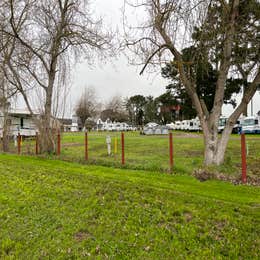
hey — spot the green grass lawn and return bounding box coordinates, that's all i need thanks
[8,131,260,180]
[0,154,259,259]
[59,131,260,177]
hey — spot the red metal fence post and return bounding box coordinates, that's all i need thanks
[35,132,39,155]
[241,133,247,183]
[17,132,21,155]
[169,132,173,172]
[57,130,61,156]
[85,131,88,161]
[121,132,125,165]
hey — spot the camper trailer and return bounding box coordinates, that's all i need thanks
[188,118,201,131]
[242,116,260,134]
[166,122,175,130]
[143,122,169,135]
[174,121,182,130]
[0,109,38,137]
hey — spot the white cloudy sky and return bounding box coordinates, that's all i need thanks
[69,0,168,113]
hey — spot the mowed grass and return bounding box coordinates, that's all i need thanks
[58,131,260,177]
[11,131,260,181]
[0,154,259,259]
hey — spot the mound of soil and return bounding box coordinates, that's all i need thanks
[193,169,260,186]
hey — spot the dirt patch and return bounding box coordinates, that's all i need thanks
[184,212,193,222]
[74,231,92,242]
[193,169,260,186]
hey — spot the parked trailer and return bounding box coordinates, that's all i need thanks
[0,109,38,138]
[143,123,169,135]
[188,118,201,131]
[174,121,182,130]
[181,120,190,131]
[166,122,175,130]
[168,116,241,133]
[242,116,260,134]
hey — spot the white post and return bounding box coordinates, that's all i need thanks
[106,135,111,155]
[14,133,17,147]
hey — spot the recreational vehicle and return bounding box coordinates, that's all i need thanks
[0,109,38,137]
[242,116,260,134]
[143,122,169,135]
[166,122,175,130]
[189,118,201,131]
[174,121,182,130]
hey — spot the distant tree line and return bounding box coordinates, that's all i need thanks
[75,86,196,127]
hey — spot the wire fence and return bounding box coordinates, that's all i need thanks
[1,131,260,180]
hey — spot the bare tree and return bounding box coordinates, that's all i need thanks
[1,0,112,153]
[124,0,260,165]
[0,2,19,152]
[0,71,12,152]
[101,95,128,122]
[75,87,98,127]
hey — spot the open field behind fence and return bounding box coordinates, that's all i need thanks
[2,131,260,180]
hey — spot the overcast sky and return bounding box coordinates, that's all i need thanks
[67,0,260,117]
[69,0,168,113]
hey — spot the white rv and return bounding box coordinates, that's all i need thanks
[181,120,191,131]
[174,121,182,130]
[166,122,175,130]
[143,122,169,135]
[242,116,260,134]
[0,109,38,137]
[188,118,201,131]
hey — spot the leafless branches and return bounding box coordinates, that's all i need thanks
[0,0,113,153]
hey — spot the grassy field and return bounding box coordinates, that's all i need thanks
[0,154,259,258]
[18,131,260,178]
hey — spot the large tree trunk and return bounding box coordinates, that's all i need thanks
[39,115,55,154]
[203,123,234,166]
[39,63,56,154]
[204,138,218,166]
[215,127,233,165]
[242,84,248,116]
[2,122,10,152]
[203,126,222,166]
[1,101,10,152]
